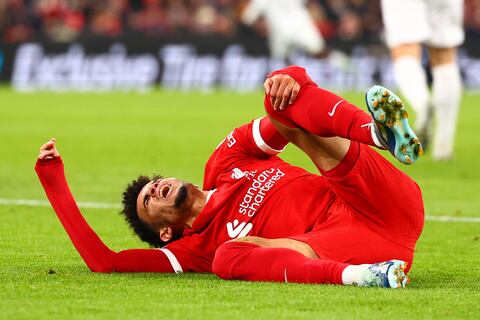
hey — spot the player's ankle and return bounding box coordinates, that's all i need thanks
[341,264,370,285]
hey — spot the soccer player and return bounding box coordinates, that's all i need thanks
[381,0,464,160]
[36,66,424,288]
[241,0,325,59]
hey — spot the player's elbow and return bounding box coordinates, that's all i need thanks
[212,242,234,279]
[86,262,114,273]
[88,266,113,273]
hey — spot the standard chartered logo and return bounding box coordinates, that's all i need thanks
[238,167,285,217]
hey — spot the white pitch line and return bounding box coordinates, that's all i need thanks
[425,215,480,223]
[0,198,121,209]
[0,198,479,223]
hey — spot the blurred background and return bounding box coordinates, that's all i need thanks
[1,0,479,92]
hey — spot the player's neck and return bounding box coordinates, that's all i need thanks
[184,190,210,228]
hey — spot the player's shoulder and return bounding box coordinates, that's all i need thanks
[214,122,251,150]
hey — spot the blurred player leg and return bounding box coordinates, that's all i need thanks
[269,34,290,60]
[381,0,431,139]
[426,0,464,160]
[391,45,431,134]
[429,49,462,160]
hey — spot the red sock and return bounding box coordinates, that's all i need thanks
[265,85,377,147]
[213,241,348,285]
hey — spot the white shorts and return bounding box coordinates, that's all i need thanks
[270,27,324,59]
[269,19,324,59]
[381,0,464,48]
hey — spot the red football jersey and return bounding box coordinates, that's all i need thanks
[163,118,337,273]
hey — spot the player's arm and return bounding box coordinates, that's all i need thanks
[35,139,180,273]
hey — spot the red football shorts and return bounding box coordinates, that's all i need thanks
[290,143,424,271]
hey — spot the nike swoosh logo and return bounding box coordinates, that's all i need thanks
[328,100,344,117]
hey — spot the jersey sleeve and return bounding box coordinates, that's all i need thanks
[203,116,288,190]
[35,157,186,273]
[162,235,213,273]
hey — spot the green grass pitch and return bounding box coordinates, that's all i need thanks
[1,88,479,319]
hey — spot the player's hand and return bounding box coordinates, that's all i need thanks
[264,74,300,111]
[38,138,60,160]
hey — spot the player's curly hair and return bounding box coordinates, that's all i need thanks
[121,175,168,248]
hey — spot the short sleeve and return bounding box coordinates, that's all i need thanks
[202,118,288,190]
[165,236,213,273]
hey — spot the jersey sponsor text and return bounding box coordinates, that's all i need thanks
[238,167,285,217]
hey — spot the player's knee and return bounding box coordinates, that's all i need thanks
[263,95,298,129]
[264,95,275,116]
[212,241,257,280]
[429,47,456,66]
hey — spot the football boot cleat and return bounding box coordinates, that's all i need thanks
[366,85,423,164]
[358,260,409,288]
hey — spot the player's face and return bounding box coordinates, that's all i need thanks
[136,177,196,230]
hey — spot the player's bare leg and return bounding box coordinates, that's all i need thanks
[429,47,456,66]
[390,43,421,61]
[268,116,350,171]
[233,236,318,259]
[428,47,462,161]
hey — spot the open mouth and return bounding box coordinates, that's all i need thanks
[159,184,173,199]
